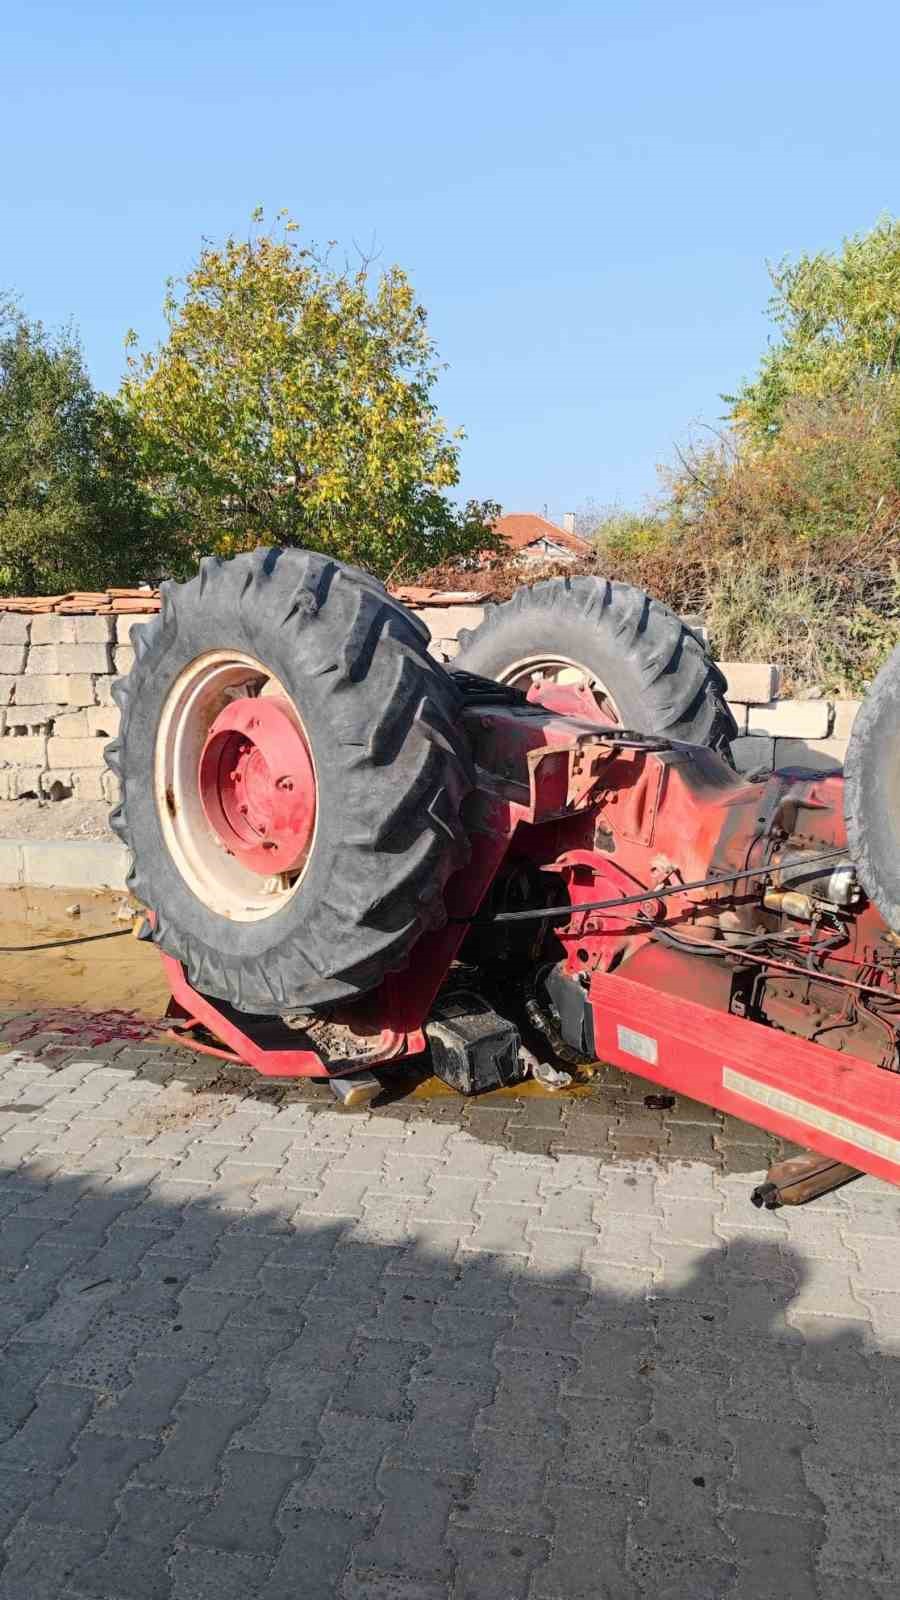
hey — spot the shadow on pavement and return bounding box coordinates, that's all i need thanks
[0,1134,894,1600]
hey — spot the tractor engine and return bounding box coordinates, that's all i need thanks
[475,739,899,1080]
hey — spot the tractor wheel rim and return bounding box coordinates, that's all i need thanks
[154,651,318,921]
[496,654,622,726]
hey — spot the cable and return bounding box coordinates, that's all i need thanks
[454,848,849,926]
[639,918,808,960]
[0,928,134,954]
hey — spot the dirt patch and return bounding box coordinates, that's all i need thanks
[124,1089,238,1137]
[0,797,114,842]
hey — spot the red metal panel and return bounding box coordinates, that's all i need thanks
[159,953,424,1079]
[590,970,900,1185]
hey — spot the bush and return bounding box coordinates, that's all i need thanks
[0,303,176,595]
[418,385,900,693]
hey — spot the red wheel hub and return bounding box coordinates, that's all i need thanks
[198,695,316,877]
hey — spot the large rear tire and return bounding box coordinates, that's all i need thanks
[453,576,737,754]
[845,641,900,932]
[107,548,473,1014]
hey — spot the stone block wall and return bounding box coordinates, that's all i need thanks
[721,660,861,776]
[0,613,141,802]
[0,595,870,807]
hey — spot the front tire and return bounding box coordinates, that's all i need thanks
[107,548,473,1014]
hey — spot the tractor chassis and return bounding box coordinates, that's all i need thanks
[157,693,900,1188]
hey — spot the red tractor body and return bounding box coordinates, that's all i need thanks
[161,682,900,1188]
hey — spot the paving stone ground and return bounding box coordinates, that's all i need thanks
[0,1010,898,1598]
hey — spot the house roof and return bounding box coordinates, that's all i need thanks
[494,513,592,557]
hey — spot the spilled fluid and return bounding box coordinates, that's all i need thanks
[0,885,602,1100]
[0,886,167,1021]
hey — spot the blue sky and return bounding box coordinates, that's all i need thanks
[3,1,898,520]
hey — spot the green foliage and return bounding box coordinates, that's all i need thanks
[123,212,498,577]
[730,216,900,440]
[590,508,669,563]
[544,218,900,692]
[0,302,173,595]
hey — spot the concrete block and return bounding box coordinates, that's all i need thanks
[720,662,780,703]
[0,644,27,673]
[30,615,77,645]
[774,737,847,774]
[114,646,135,675]
[15,673,95,706]
[115,616,149,644]
[730,736,775,774]
[86,704,120,738]
[27,643,111,674]
[72,769,119,803]
[3,705,59,731]
[41,769,74,799]
[726,701,749,734]
[19,839,130,889]
[831,699,862,739]
[61,675,98,707]
[0,614,30,643]
[0,734,47,767]
[47,736,108,768]
[0,677,16,705]
[33,613,113,645]
[53,711,89,737]
[747,699,832,738]
[0,767,45,800]
[73,615,114,644]
[0,841,23,882]
[411,603,486,642]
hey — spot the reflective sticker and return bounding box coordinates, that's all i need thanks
[617,1025,658,1065]
[722,1067,900,1166]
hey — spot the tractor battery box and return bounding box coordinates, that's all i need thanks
[425,993,524,1095]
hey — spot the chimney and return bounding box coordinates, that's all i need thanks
[562,511,576,535]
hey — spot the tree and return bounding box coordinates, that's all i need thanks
[560,218,900,690]
[0,302,173,595]
[729,215,900,440]
[123,213,498,576]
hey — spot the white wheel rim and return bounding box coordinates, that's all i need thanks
[496,653,622,724]
[154,650,317,922]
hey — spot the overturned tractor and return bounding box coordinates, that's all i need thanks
[107,549,900,1188]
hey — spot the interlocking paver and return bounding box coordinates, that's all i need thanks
[0,1383,92,1470]
[532,1483,637,1599]
[186,1448,305,1552]
[31,1431,158,1532]
[2,1027,900,1599]
[391,1378,483,1472]
[76,1533,173,1599]
[285,1412,402,1516]
[170,1546,272,1599]
[262,1511,366,1599]
[362,1466,463,1579]
[138,1400,253,1492]
[0,1522,104,1600]
[465,1202,533,1255]
[628,1461,736,1595]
